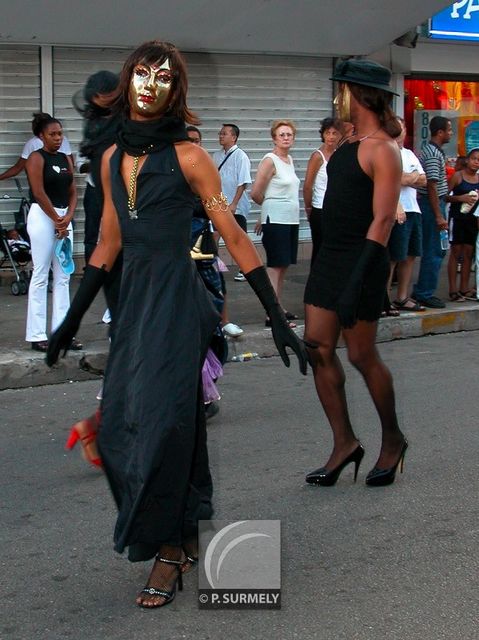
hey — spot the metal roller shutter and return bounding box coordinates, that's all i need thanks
[52,48,332,255]
[186,53,333,240]
[0,45,40,230]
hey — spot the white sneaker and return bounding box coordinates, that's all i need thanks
[234,271,246,282]
[223,322,244,337]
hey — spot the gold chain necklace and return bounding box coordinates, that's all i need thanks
[127,155,140,220]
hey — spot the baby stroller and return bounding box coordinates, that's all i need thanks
[0,178,31,295]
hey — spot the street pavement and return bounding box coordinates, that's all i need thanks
[2,258,479,389]
[1,331,478,640]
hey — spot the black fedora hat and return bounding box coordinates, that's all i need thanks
[330,58,399,96]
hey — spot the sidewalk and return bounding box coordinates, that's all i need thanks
[1,259,479,389]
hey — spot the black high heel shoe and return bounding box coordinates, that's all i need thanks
[365,440,408,487]
[137,555,184,609]
[306,444,365,486]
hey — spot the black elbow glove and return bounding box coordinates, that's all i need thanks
[46,265,108,366]
[336,239,388,328]
[245,266,308,375]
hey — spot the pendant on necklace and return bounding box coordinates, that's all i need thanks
[127,155,140,221]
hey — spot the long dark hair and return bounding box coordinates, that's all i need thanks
[348,83,401,138]
[77,71,121,162]
[113,40,200,124]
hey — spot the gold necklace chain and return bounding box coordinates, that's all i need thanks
[127,156,140,220]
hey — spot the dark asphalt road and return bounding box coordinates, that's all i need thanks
[1,331,478,640]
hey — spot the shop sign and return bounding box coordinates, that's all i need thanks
[430,1,479,40]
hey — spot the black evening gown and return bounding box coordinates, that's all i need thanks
[304,141,389,320]
[98,144,220,561]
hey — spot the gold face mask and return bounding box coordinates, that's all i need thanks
[334,84,351,122]
[129,59,174,118]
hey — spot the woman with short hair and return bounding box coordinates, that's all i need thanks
[252,119,300,325]
[303,117,343,266]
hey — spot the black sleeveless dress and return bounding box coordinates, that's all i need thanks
[97,145,219,561]
[304,141,389,320]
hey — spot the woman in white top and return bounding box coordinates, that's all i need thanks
[303,117,343,266]
[252,119,300,326]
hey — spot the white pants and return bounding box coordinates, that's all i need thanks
[26,203,73,342]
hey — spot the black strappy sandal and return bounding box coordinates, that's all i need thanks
[137,555,183,609]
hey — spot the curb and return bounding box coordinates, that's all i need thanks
[2,303,479,390]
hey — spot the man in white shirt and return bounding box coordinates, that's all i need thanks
[213,123,251,282]
[388,117,427,311]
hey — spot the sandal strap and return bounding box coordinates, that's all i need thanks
[185,554,198,564]
[79,432,97,445]
[141,587,173,598]
[155,555,184,566]
[459,290,477,299]
[393,297,424,311]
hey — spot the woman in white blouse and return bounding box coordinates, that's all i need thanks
[252,119,300,326]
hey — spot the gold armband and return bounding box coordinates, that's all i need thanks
[202,192,229,212]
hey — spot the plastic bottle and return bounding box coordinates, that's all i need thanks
[439,229,449,251]
[231,352,260,362]
[460,190,479,213]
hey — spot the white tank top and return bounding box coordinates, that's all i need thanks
[312,149,328,209]
[260,152,300,224]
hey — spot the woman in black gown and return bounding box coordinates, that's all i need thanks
[303,59,407,488]
[47,41,306,609]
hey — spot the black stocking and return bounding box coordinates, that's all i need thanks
[304,304,360,469]
[342,320,404,468]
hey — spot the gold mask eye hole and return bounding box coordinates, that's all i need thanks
[158,72,173,85]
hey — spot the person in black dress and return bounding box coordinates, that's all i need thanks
[46,40,306,610]
[304,59,407,488]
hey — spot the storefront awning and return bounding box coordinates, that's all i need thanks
[0,0,451,55]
